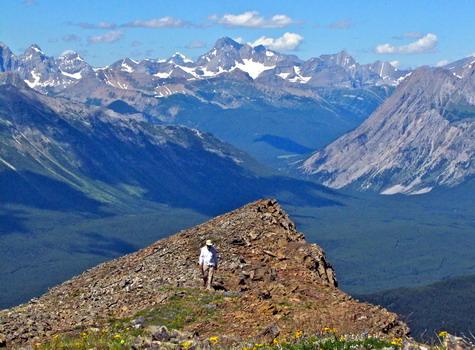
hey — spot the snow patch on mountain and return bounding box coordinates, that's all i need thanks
[24,70,41,88]
[288,66,311,84]
[121,61,135,73]
[154,71,172,79]
[234,59,275,79]
[61,70,82,79]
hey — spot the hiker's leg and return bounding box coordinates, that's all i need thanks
[207,266,215,290]
[202,265,209,287]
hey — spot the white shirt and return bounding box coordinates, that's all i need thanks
[199,246,218,266]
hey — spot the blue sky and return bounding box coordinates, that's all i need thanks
[1,0,474,68]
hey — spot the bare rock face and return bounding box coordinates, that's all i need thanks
[0,199,408,347]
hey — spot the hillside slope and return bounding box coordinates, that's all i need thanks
[0,199,408,348]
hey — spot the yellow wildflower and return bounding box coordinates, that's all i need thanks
[322,327,337,333]
[120,339,126,345]
[438,331,448,338]
[209,336,219,345]
[254,344,264,348]
[294,330,303,339]
[181,340,194,350]
[113,333,122,339]
[390,338,403,347]
[80,332,87,338]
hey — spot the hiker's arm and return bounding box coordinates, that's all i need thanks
[199,249,204,266]
[198,250,203,274]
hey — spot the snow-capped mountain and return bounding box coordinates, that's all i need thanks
[301,65,475,194]
[0,43,93,91]
[0,37,408,97]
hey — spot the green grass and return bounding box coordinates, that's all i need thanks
[36,327,409,350]
[264,335,396,350]
[35,288,230,350]
[135,288,228,330]
[36,320,144,350]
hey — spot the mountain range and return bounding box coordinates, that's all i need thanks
[0,38,404,169]
[0,71,344,217]
[0,37,406,94]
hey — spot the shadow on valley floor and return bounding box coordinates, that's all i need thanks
[157,174,346,217]
[0,170,104,214]
[254,134,314,154]
[69,232,138,258]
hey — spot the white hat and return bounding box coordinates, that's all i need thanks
[206,239,213,246]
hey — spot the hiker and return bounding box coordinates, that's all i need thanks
[199,239,219,290]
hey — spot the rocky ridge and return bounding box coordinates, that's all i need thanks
[0,199,408,348]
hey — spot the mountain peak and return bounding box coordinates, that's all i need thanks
[26,44,44,55]
[0,198,408,347]
[213,36,243,50]
[59,50,80,58]
[168,52,193,65]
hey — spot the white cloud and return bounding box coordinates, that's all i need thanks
[436,60,449,67]
[88,31,123,44]
[251,32,303,51]
[123,17,185,28]
[389,60,400,68]
[213,11,294,28]
[375,33,438,54]
[73,21,117,29]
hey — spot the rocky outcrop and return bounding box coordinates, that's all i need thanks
[0,199,409,348]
